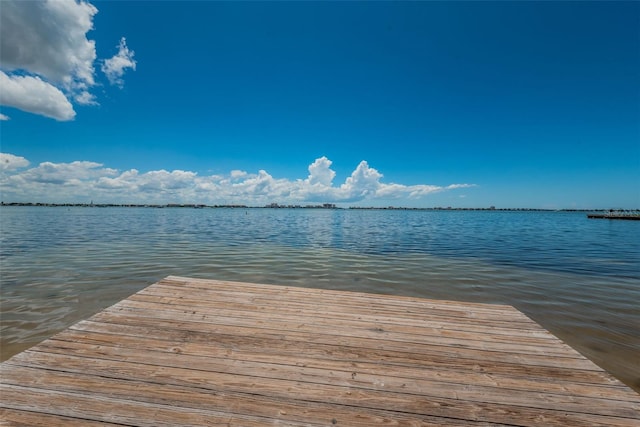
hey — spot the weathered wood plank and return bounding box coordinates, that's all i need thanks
[41,325,625,390]
[7,340,639,417]
[74,314,604,371]
[29,332,639,401]
[2,358,637,427]
[152,279,529,324]
[125,291,562,339]
[154,276,531,319]
[0,367,502,426]
[1,276,638,427]
[102,301,578,358]
[0,409,127,427]
[0,384,303,427]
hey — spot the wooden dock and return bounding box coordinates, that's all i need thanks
[1,276,639,426]
[587,211,640,220]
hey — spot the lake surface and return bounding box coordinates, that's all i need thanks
[1,207,639,392]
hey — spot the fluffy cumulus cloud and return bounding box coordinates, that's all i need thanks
[0,72,76,121]
[0,153,30,171]
[20,161,117,185]
[0,0,135,120]
[101,38,137,87]
[307,156,336,186]
[0,154,475,205]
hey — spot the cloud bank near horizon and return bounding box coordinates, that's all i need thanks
[0,154,475,205]
[0,0,136,121]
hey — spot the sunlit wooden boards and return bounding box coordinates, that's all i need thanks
[1,275,639,426]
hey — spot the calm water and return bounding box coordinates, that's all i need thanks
[1,207,639,392]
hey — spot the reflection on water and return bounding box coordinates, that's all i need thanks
[1,207,639,392]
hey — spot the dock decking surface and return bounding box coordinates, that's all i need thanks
[1,276,639,426]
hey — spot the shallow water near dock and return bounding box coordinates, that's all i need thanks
[1,206,639,392]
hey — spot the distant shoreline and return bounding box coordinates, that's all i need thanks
[1,202,633,212]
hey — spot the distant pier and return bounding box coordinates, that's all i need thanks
[1,276,639,425]
[588,210,640,220]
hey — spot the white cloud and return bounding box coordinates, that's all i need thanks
[307,156,336,186]
[230,170,248,179]
[0,71,76,121]
[138,170,197,191]
[102,37,137,88]
[0,0,135,120]
[95,169,139,190]
[0,0,97,88]
[0,154,475,205]
[0,113,10,121]
[0,153,30,171]
[74,90,98,106]
[339,161,383,200]
[20,160,116,184]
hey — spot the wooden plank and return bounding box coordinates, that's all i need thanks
[126,290,561,339]
[3,355,637,427]
[102,283,583,356]
[155,276,531,318]
[31,331,639,401]
[0,384,298,427]
[33,324,626,390]
[8,339,639,415]
[75,314,604,371]
[0,367,499,426]
[55,326,621,380]
[0,409,127,426]
[105,300,578,358]
[152,278,530,324]
[1,276,638,427]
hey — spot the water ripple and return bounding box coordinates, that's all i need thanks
[1,207,639,391]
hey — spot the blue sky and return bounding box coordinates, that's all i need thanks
[1,1,638,208]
